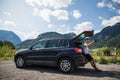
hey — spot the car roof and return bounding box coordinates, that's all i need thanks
[39,38,72,41]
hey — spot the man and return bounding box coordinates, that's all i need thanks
[83,39,101,72]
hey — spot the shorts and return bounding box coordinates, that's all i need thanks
[84,54,93,61]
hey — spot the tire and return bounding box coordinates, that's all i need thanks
[58,58,75,73]
[15,56,26,68]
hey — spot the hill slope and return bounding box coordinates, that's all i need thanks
[91,22,120,48]
[0,30,21,45]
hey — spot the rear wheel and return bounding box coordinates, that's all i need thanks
[15,56,26,68]
[58,58,74,73]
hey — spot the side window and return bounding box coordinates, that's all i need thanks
[46,40,59,48]
[58,39,69,48]
[32,40,47,49]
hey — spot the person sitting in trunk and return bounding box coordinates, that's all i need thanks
[83,39,101,72]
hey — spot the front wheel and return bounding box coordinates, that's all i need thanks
[58,58,75,73]
[15,56,26,68]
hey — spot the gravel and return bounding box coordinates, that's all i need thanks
[0,60,120,80]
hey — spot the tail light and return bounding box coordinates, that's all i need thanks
[74,48,82,54]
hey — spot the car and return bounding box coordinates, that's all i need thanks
[14,30,94,73]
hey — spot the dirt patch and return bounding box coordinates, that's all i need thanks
[0,60,120,80]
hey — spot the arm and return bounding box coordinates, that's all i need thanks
[86,40,95,46]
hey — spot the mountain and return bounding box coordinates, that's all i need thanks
[91,22,120,48]
[0,30,21,45]
[16,22,120,49]
[16,32,76,49]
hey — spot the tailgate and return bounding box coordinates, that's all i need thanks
[73,30,94,42]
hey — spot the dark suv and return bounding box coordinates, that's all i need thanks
[14,31,94,72]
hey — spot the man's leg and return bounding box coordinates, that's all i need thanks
[89,59,99,70]
[85,54,101,71]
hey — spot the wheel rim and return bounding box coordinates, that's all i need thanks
[16,57,24,67]
[60,60,71,72]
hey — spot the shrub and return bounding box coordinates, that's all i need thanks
[99,57,110,64]
[0,46,15,60]
[116,56,120,64]
[0,46,10,57]
[95,48,103,56]
[95,47,111,56]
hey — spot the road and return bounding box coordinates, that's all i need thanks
[0,60,120,80]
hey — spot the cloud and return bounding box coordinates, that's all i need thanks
[33,8,69,22]
[112,0,120,4]
[51,10,69,20]
[14,31,39,41]
[72,10,81,19]
[0,19,39,41]
[101,16,120,27]
[4,20,16,27]
[3,12,12,16]
[26,0,71,22]
[107,3,115,10]
[48,24,55,28]
[94,30,101,34]
[48,24,72,34]
[117,9,120,14]
[97,1,106,8]
[74,22,93,34]
[98,16,105,20]
[0,20,16,31]
[97,0,120,14]
[25,0,72,9]
[33,8,52,22]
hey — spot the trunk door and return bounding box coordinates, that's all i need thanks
[73,30,94,42]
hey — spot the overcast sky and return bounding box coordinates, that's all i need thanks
[0,0,120,41]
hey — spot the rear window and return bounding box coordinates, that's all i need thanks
[58,39,69,48]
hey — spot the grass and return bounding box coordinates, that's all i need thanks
[91,53,120,64]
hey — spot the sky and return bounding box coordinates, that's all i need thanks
[0,0,120,41]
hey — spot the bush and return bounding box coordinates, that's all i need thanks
[116,56,120,64]
[95,48,103,56]
[92,53,120,64]
[99,57,110,64]
[0,46,15,60]
[95,47,111,56]
[0,41,15,49]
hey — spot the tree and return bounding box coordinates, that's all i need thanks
[0,41,15,49]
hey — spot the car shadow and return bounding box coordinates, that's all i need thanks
[22,65,120,79]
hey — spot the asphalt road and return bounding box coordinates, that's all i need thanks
[0,60,120,80]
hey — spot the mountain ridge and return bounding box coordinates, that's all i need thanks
[0,30,21,45]
[91,22,120,48]
[5,22,119,49]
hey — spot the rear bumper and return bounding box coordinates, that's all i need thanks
[74,55,88,67]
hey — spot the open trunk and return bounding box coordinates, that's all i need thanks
[73,30,94,42]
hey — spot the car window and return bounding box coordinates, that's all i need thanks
[78,33,85,40]
[46,39,59,48]
[32,40,47,49]
[58,39,69,48]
